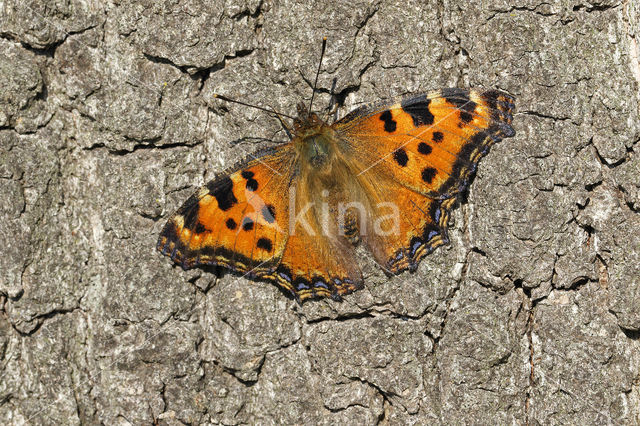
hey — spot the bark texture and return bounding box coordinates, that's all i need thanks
[1,0,639,424]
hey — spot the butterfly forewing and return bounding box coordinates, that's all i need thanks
[157,146,295,277]
[157,142,365,301]
[334,89,514,197]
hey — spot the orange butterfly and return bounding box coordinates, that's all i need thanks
[157,59,515,302]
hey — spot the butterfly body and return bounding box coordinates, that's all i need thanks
[295,120,338,173]
[158,88,516,302]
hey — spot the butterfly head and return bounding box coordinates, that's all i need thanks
[293,102,324,131]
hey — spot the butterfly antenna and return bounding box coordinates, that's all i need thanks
[308,36,327,115]
[212,94,295,120]
[328,77,339,123]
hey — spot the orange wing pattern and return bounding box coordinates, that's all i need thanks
[335,89,515,272]
[157,146,363,301]
[157,146,294,279]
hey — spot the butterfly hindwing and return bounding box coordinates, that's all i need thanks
[274,231,363,301]
[353,172,454,273]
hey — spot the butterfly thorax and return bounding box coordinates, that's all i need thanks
[297,128,335,168]
[293,106,337,170]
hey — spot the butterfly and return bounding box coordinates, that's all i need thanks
[157,80,515,302]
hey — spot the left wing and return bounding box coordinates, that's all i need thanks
[157,146,296,280]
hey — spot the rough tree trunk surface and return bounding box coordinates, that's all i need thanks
[1,0,639,424]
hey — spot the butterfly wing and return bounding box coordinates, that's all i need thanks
[157,144,362,301]
[273,217,363,301]
[157,146,295,280]
[333,88,515,272]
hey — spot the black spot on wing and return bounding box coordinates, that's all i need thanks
[194,223,207,234]
[226,218,237,230]
[256,237,273,252]
[207,176,237,211]
[379,110,397,133]
[241,170,258,192]
[242,217,254,231]
[246,178,258,192]
[417,142,432,155]
[460,111,473,124]
[401,95,434,126]
[432,131,444,143]
[421,167,437,184]
[393,148,408,167]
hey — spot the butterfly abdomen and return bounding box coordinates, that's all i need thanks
[341,207,361,245]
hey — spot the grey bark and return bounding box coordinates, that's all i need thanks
[1,0,639,424]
